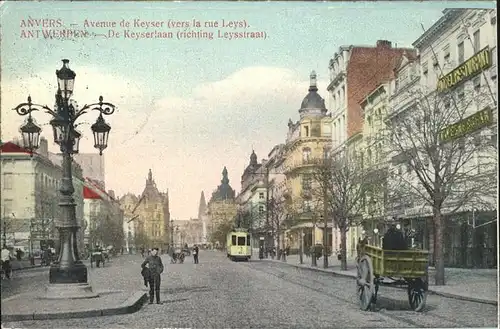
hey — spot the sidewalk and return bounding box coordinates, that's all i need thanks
[264,254,498,305]
[1,254,147,322]
[10,258,42,271]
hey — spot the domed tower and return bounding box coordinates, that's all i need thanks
[299,71,327,119]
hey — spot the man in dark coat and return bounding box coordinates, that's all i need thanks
[383,224,407,250]
[141,247,164,304]
[193,245,199,264]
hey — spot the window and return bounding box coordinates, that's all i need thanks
[491,47,497,80]
[246,235,251,246]
[443,45,451,62]
[303,200,312,212]
[444,99,451,109]
[302,148,311,162]
[473,134,481,147]
[258,205,265,214]
[458,42,465,64]
[259,192,264,199]
[457,86,465,100]
[473,76,481,92]
[2,199,13,217]
[3,173,13,190]
[432,55,439,68]
[491,134,498,147]
[302,174,312,191]
[304,126,309,137]
[237,236,246,246]
[473,30,480,52]
[422,61,428,75]
[231,235,237,245]
[323,148,330,159]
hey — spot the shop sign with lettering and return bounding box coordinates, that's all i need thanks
[437,46,492,93]
[439,107,493,143]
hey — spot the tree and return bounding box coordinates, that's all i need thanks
[381,74,496,285]
[98,215,125,251]
[309,152,377,270]
[267,193,293,255]
[1,216,14,246]
[291,187,326,267]
[210,220,234,247]
[134,227,151,249]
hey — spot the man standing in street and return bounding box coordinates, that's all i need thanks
[193,245,199,264]
[1,245,12,279]
[141,247,164,304]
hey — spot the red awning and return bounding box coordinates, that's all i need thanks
[83,186,102,199]
[0,142,33,154]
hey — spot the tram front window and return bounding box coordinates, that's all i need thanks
[237,236,246,246]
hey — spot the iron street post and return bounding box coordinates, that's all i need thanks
[12,59,116,299]
[170,219,174,246]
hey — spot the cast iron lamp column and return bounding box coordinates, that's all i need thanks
[12,59,116,299]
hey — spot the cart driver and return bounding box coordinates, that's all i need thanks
[382,223,407,250]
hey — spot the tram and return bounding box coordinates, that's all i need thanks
[226,228,252,261]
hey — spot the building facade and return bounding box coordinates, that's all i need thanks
[197,191,208,244]
[263,143,288,251]
[179,218,203,246]
[236,151,268,247]
[119,169,171,251]
[283,71,333,252]
[1,138,85,255]
[387,8,497,268]
[328,40,414,154]
[327,40,413,258]
[82,178,124,253]
[207,167,237,246]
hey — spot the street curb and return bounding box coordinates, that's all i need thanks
[263,259,499,306]
[1,291,148,322]
[426,290,498,305]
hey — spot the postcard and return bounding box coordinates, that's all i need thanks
[0,1,498,329]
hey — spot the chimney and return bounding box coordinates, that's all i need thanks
[376,40,392,48]
[39,137,49,157]
[108,190,115,199]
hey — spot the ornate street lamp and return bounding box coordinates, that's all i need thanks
[12,59,116,299]
[19,110,42,156]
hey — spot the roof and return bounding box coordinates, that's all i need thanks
[0,141,34,155]
[412,9,466,49]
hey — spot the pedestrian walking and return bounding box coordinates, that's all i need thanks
[1,245,13,280]
[141,247,164,304]
[193,245,199,264]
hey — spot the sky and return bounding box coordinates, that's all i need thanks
[0,1,495,221]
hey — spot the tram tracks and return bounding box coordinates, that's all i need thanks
[242,262,473,328]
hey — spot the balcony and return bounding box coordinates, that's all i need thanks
[285,157,326,174]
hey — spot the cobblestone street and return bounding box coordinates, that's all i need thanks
[2,251,497,328]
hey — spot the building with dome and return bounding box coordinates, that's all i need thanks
[282,71,333,252]
[207,167,237,246]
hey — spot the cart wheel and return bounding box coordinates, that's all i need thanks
[356,255,374,311]
[408,278,427,312]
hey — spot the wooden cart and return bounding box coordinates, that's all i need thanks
[356,244,429,312]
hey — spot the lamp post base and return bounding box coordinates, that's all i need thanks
[49,260,89,284]
[45,283,99,300]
